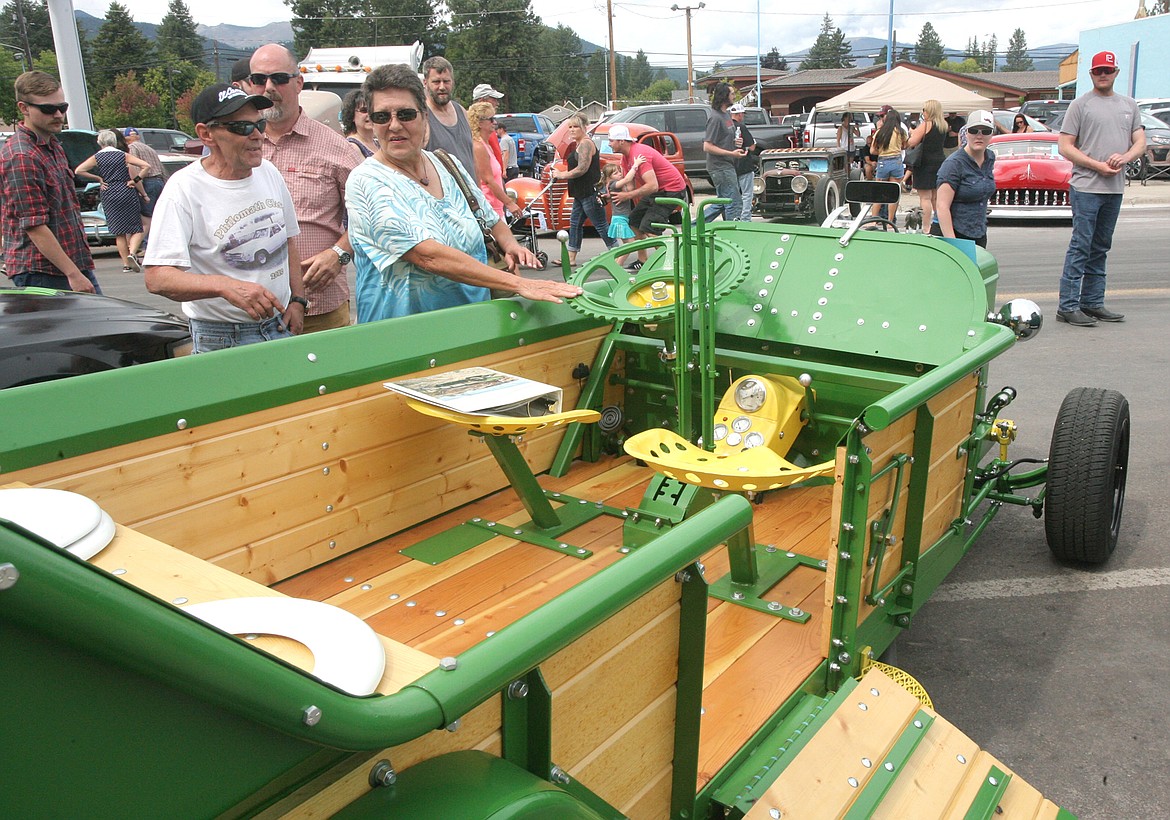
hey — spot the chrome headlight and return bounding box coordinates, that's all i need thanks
[1151,135,1170,145]
[752,177,764,194]
[790,175,809,194]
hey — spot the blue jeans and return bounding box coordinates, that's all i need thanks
[875,157,904,180]
[737,172,754,222]
[189,314,292,354]
[11,269,102,294]
[703,166,741,222]
[567,193,617,253]
[1059,188,1123,313]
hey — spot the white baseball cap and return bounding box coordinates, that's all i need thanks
[966,110,995,131]
[728,103,745,114]
[472,83,504,100]
[608,124,633,142]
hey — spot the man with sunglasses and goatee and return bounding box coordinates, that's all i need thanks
[144,84,307,354]
[1056,50,1145,327]
[0,71,99,293]
[245,44,362,333]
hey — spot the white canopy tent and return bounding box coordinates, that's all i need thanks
[817,66,993,113]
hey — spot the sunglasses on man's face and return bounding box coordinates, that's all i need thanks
[21,100,69,115]
[1091,67,1116,77]
[249,72,294,86]
[210,119,268,136]
[368,107,421,125]
[967,127,994,136]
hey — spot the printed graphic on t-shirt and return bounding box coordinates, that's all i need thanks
[216,205,288,270]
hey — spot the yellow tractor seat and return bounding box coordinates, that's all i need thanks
[624,428,834,492]
[404,399,601,436]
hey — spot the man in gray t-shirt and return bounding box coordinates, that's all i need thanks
[1056,50,1145,326]
[421,56,476,176]
[702,82,747,222]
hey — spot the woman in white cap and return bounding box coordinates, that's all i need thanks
[931,109,997,247]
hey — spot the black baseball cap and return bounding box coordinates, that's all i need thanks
[190,83,272,126]
[231,57,253,84]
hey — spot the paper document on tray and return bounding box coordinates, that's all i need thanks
[385,367,563,417]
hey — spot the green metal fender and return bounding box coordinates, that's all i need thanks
[333,751,607,820]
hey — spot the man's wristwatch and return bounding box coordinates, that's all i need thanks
[332,245,352,266]
[289,295,310,309]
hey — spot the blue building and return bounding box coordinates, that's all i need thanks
[1076,14,1170,99]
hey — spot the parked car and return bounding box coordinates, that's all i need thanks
[752,146,860,223]
[739,107,801,150]
[986,132,1071,220]
[801,107,876,150]
[79,152,196,247]
[992,110,1049,134]
[125,127,198,154]
[1017,100,1070,125]
[1043,110,1170,180]
[494,113,557,175]
[0,288,190,388]
[508,120,692,234]
[603,103,713,180]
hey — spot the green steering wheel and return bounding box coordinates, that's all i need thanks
[567,231,753,323]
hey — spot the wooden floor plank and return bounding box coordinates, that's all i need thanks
[871,713,980,820]
[941,750,1005,819]
[744,668,922,818]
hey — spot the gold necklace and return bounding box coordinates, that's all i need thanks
[380,152,430,186]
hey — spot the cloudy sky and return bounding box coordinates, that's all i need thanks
[76,0,1132,70]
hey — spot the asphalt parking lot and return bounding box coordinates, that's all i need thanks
[85,180,1170,816]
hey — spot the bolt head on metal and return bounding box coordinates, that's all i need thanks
[0,562,19,590]
[550,765,571,785]
[176,418,188,430]
[847,454,860,464]
[836,595,848,604]
[318,385,327,395]
[446,719,461,733]
[302,705,322,726]
[837,652,851,664]
[369,760,397,787]
[507,680,529,700]
[731,591,745,600]
[988,776,998,786]
[439,656,458,671]
[770,810,782,819]
[767,601,781,611]
[307,353,317,362]
[790,607,804,617]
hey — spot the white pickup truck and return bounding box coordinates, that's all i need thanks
[801,107,876,149]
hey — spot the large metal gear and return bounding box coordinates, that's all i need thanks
[567,235,753,323]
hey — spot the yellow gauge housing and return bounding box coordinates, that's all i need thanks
[712,374,810,459]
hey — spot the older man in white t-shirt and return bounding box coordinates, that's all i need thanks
[144,83,306,353]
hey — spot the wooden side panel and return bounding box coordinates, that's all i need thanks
[6,328,609,583]
[920,372,980,551]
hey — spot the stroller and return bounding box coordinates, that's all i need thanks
[504,174,559,270]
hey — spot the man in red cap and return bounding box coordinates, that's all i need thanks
[1055,50,1145,327]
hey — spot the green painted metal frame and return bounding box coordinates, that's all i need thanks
[962,764,1012,820]
[502,668,553,780]
[707,532,819,623]
[1,495,754,755]
[670,560,711,819]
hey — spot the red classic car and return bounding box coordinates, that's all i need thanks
[987,132,1072,220]
[506,121,693,234]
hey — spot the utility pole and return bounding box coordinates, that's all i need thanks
[672,3,704,102]
[606,0,617,106]
[13,0,33,68]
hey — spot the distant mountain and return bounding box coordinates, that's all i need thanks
[196,22,295,50]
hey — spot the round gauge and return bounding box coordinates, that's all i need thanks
[731,415,752,433]
[713,423,728,441]
[744,431,764,449]
[734,379,767,413]
[726,432,743,447]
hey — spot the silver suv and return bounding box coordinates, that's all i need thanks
[604,104,712,181]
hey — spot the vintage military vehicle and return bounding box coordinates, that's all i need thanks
[753,146,862,223]
[1,185,1125,818]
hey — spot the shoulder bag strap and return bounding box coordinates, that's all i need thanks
[433,148,491,228]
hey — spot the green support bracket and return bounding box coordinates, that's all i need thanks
[670,561,710,820]
[622,475,716,550]
[826,426,872,690]
[403,491,620,565]
[842,709,935,819]
[482,433,562,530]
[550,330,622,478]
[502,668,552,780]
[707,536,821,624]
[865,454,910,605]
[961,764,1013,820]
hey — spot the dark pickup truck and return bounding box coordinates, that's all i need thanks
[740,107,801,150]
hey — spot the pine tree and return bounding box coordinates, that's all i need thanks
[964,37,981,63]
[1004,29,1033,72]
[803,14,854,70]
[287,0,439,56]
[535,24,585,106]
[872,45,887,67]
[761,47,782,70]
[981,35,998,72]
[156,0,204,65]
[90,2,156,97]
[915,22,945,68]
[625,50,654,96]
[444,0,540,109]
[899,47,912,63]
[0,0,52,66]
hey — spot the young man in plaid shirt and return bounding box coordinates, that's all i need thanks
[0,71,99,293]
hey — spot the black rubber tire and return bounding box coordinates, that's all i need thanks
[535,250,549,269]
[1044,387,1130,563]
[1125,156,1148,181]
[814,175,840,223]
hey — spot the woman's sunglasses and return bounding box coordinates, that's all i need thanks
[21,100,69,115]
[210,119,268,136]
[368,107,421,125]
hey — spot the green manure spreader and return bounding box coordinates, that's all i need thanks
[1,184,1126,818]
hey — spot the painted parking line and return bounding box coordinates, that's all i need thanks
[933,567,1170,602]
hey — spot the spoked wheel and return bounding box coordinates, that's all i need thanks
[1044,387,1130,563]
[535,250,549,270]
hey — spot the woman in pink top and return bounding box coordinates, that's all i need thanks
[469,101,520,219]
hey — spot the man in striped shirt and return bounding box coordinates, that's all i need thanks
[246,44,364,332]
